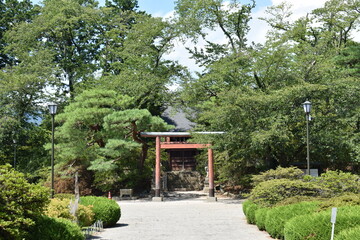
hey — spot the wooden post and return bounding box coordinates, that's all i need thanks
[208,148,215,198]
[155,136,161,197]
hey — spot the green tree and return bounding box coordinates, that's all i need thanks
[0,0,38,68]
[176,0,360,184]
[56,89,171,192]
[97,13,184,115]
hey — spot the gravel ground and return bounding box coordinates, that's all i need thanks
[89,192,273,240]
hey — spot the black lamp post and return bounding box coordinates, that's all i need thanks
[48,103,57,198]
[303,100,312,175]
[13,139,17,170]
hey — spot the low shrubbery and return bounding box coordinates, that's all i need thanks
[0,164,50,239]
[314,170,360,196]
[45,198,94,227]
[336,225,360,240]
[284,206,360,240]
[248,179,322,207]
[243,167,360,240]
[254,207,269,230]
[319,193,360,210]
[242,200,259,224]
[252,166,304,186]
[242,200,254,216]
[80,196,121,227]
[264,201,320,239]
[27,215,84,240]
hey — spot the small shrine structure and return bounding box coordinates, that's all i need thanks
[140,131,224,201]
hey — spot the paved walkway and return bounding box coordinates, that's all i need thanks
[90,192,273,240]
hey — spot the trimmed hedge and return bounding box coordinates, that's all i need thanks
[265,201,320,239]
[242,200,259,224]
[242,200,254,216]
[80,196,121,227]
[284,206,360,240]
[27,215,84,240]
[336,225,360,240]
[248,179,322,207]
[254,207,269,230]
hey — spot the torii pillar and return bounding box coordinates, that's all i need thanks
[207,148,217,201]
[153,136,163,201]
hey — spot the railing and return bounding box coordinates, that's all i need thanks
[83,220,103,239]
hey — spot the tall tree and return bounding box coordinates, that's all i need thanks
[55,89,171,192]
[176,0,360,183]
[97,13,184,115]
[0,0,38,68]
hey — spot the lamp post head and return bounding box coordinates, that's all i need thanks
[303,100,312,114]
[48,103,58,115]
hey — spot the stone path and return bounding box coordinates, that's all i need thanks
[90,192,273,240]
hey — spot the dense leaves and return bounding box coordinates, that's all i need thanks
[0,164,49,239]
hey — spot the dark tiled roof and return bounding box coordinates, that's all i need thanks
[162,106,195,131]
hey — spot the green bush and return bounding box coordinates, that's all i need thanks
[319,193,360,210]
[252,166,304,186]
[45,198,94,227]
[80,196,121,227]
[242,200,254,216]
[275,195,323,206]
[54,193,75,200]
[45,198,76,221]
[265,201,320,239]
[248,179,323,207]
[254,207,269,230]
[315,170,360,196]
[76,203,95,227]
[27,215,84,240]
[245,201,259,224]
[284,206,360,240]
[0,164,50,240]
[336,225,360,240]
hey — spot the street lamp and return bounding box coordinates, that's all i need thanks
[303,100,312,175]
[48,103,57,198]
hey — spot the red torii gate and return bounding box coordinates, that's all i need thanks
[140,132,223,202]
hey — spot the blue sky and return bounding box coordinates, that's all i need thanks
[31,0,272,16]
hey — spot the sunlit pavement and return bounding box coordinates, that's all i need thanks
[89,191,273,240]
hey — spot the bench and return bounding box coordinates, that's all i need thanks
[119,189,133,200]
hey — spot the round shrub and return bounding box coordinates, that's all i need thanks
[80,196,121,227]
[319,193,360,210]
[315,171,360,196]
[255,207,269,230]
[249,179,323,207]
[0,164,50,239]
[336,225,360,240]
[252,166,304,186]
[27,215,84,240]
[265,201,320,239]
[284,206,360,240]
